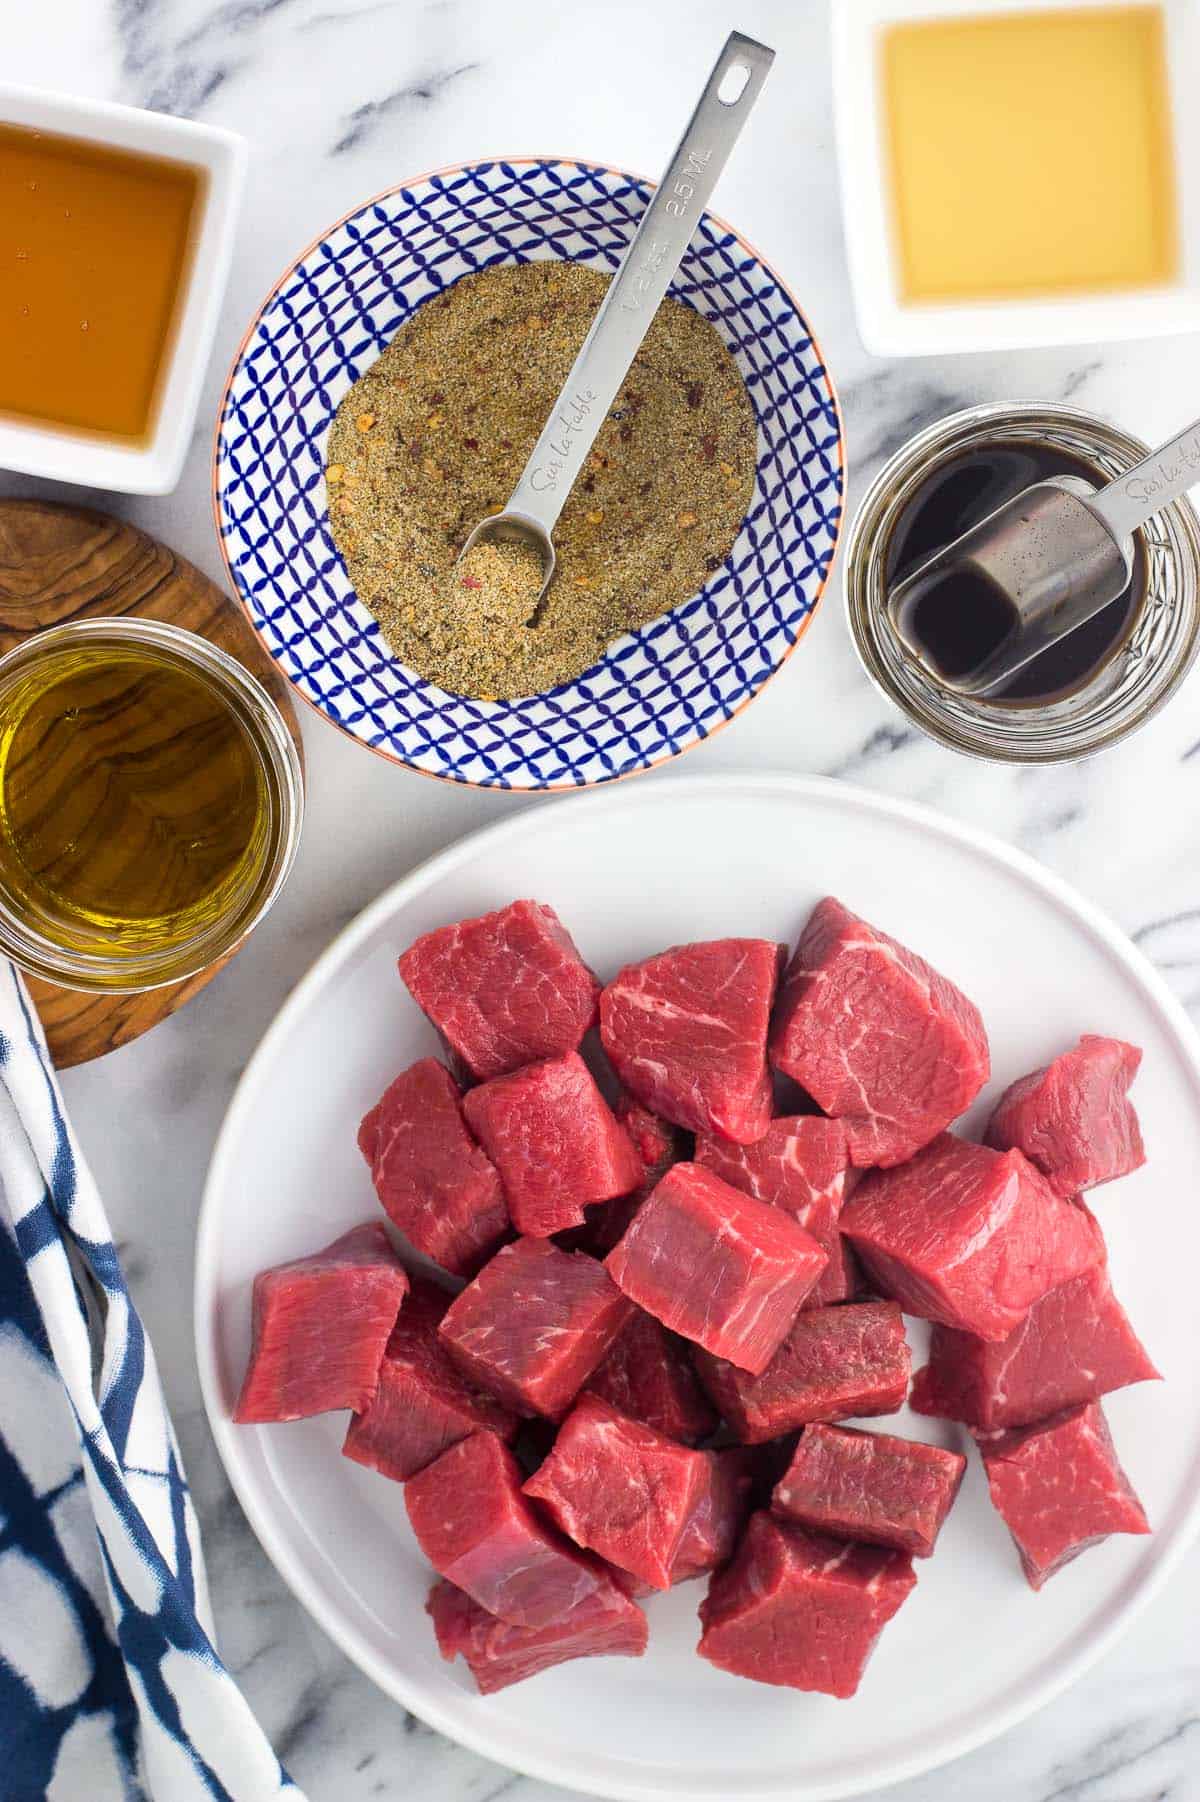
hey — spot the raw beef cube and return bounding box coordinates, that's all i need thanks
[574,1097,687,1255]
[695,1116,858,1307]
[405,1431,607,1626]
[399,899,601,1082]
[524,1394,709,1589]
[427,1577,647,1695]
[439,1237,633,1418]
[463,1052,641,1237]
[841,1133,1103,1341]
[697,1512,917,1697]
[769,898,989,1167]
[342,1278,518,1481]
[584,1311,718,1445]
[605,1163,828,1375]
[911,1254,1159,1432]
[976,1401,1149,1590]
[234,1223,408,1424]
[986,1034,1146,1198]
[599,939,782,1143]
[357,1058,508,1276]
[772,1424,966,1558]
[672,1448,757,1583]
[693,1302,911,1444]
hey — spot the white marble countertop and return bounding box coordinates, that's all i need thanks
[6,0,1200,1797]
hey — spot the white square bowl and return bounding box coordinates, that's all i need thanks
[0,86,245,493]
[833,0,1200,357]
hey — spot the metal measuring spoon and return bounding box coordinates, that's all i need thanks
[886,414,1200,697]
[457,30,773,609]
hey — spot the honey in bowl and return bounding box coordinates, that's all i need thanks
[882,5,1178,304]
[0,122,203,441]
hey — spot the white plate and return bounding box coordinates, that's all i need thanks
[195,775,1200,1802]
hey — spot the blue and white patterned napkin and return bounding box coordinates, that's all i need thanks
[0,963,304,1802]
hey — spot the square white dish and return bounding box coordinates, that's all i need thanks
[832,0,1200,357]
[0,85,245,493]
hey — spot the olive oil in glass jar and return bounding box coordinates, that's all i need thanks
[0,620,303,991]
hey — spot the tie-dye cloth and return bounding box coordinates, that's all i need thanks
[0,964,303,1802]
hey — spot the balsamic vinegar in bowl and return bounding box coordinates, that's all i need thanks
[883,440,1147,705]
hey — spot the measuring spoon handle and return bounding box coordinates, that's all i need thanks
[1090,413,1200,543]
[505,30,774,536]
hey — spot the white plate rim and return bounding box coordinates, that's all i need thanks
[194,772,1200,1802]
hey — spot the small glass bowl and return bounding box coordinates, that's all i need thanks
[0,617,304,992]
[844,402,1200,762]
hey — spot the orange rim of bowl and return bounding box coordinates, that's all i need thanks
[210,154,847,792]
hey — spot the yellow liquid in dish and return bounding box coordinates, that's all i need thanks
[0,645,265,954]
[882,5,1179,303]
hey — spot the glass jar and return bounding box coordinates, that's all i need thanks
[844,402,1200,762]
[0,617,304,992]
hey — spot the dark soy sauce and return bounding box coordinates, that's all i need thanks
[883,441,1146,703]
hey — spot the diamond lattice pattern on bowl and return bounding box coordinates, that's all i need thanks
[215,158,843,789]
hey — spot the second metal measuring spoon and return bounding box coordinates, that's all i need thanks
[457,30,773,607]
[886,413,1200,697]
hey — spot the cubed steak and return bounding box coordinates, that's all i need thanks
[405,1431,607,1626]
[912,1255,1159,1432]
[584,1311,718,1445]
[986,1034,1146,1198]
[672,1448,756,1583]
[693,1302,911,1444]
[427,1577,647,1695]
[357,1058,508,1276]
[599,938,782,1143]
[524,1394,710,1590]
[342,1278,517,1482]
[976,1401,1149,1590]
[234,1223,408,1424]
[605,1163,828,1374]
[398,898,600,1082]
[841,1133,1103,1341]
[463,1052,641,1237]
[769,898,989,1167]
[574,1097,687,1256]
[695,1116,859,1307]
[772,1424,966,1558]
[697,1512,917,1697]
[439,1237,633,1418]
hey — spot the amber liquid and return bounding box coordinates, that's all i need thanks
[884,442,1146,704]
[0,123,202,441]
[0,646,265,952]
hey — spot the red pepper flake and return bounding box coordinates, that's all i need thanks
[619,424,633,442]
[500,439,513,450]
[463,437,480,450]
[704,554,722,572]
[461,575,482,590]
[686,381,704,409]
[700,432,717,462]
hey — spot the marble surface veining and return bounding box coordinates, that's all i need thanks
[5,0,1200,1797]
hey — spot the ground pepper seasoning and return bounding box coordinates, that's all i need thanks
[325,261,757,700]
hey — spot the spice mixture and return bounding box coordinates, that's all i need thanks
[325,261,757,699]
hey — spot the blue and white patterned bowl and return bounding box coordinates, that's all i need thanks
[213,158,844,790]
